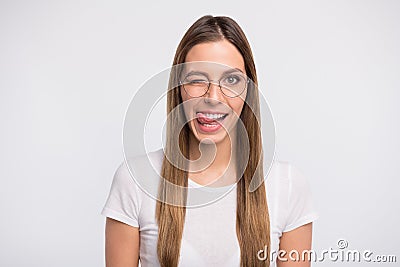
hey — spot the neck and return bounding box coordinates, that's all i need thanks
[187,130,237,186]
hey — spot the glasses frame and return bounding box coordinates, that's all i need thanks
[178,73,250,98]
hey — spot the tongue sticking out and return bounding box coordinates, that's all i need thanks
[196,112,222,124]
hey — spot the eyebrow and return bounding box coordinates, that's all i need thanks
[183,68,245,78]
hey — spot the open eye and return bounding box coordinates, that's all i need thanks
[223,74,240,85]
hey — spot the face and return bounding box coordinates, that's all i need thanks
[180,40,248,145]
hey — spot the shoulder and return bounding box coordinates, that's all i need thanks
[265,160,290,191]
[108,148,164,199]
[271,160,319,232]
[101,148,164,227]
[266,160,311,193]
[125,148,164,175]
[122,148,164,199]
[266,160,318,231]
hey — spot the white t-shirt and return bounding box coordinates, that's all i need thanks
[101,148,319,266]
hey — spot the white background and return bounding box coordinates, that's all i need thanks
[1,0,399,266]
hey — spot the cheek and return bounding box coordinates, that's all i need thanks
[180,87,187,102]
[229,98,246,116]
[180,87,190,115]
[179,88,198,122]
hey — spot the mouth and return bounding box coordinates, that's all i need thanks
[195,111,228,133]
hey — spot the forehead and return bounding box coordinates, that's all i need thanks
[184,40,245,74]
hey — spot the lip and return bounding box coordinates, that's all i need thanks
[196,110,229,115]
[194,110,229,134]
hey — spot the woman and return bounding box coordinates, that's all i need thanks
[101,15,318,267]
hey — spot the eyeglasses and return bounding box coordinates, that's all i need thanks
[179,71,249,98]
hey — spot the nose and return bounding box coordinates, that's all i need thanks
[204,82,224,104]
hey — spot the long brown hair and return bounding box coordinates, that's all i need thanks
[156,15,270,267]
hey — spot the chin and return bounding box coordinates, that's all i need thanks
[189,120,231,145]
[197,134,228,145]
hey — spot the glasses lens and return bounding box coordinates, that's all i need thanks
[182,74,209,97]
[220,73,247,97]
[181,72,248,97]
